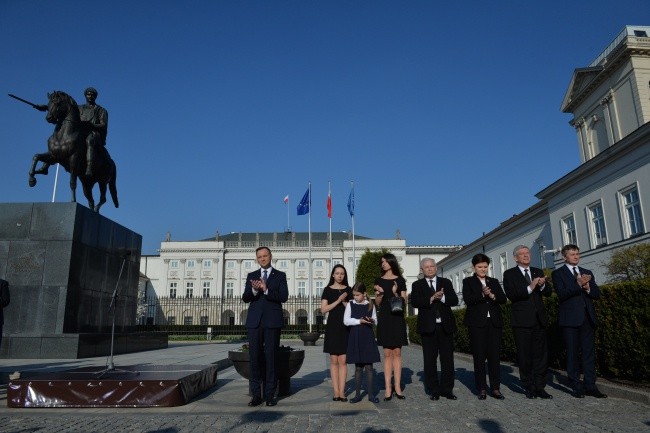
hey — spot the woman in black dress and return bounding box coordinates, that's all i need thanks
[374,253,408,400]
[462,253,508,400]
[320,264,353,401]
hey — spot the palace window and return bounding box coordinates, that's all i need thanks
[562,215,577,245]
[621,186,645,237]
[588,201,607,247]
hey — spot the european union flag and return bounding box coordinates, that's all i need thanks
[297,188,310,215]
[347,188,354,216]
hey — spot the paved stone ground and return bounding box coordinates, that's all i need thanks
[0,342,647,433]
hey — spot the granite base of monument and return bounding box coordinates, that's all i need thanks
[0,202,166,359]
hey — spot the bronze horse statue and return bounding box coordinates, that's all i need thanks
[29,91,118,212]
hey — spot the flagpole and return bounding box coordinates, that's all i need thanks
[308,182,313,332]
[287,197,290,231]
[328,181,332,267]
[350,181,355,285]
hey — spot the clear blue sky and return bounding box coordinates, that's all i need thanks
[1,1,648,254]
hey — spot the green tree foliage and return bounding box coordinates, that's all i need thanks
[355,248,390,295]
[604,243,650,282]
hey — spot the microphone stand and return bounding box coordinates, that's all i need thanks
[96,253,139,378]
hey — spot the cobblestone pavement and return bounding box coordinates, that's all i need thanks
[0,343,647,433]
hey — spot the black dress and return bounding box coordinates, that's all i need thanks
[375,277,409,348]
[346,301,381,364]
[321,286,353,355]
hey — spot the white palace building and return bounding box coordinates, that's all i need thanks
[139,231,460,326]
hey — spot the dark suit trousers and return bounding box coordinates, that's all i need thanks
[420,324,455,394]
[468,322,502,392]
[247,325,281,399]
[513,323,548,391]
[563,318,596,392]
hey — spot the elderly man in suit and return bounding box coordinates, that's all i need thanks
[551,244,606,399]
[503,245,552,399]
[411,258,459,400]
[242,246,289,407]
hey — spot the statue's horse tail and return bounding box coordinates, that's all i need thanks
[109,160,119,208]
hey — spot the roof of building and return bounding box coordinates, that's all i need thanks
[200,231,373,242]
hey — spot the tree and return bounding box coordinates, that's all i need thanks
[604,243,650,282]
[355,248,391,296]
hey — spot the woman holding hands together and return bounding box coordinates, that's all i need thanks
[462,253,508,400]
[374,253,409,400]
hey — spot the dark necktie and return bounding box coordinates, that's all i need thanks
[262,270,268,282]
[524,269,531,285]
[430,279,441,319]
[573,267,579,278]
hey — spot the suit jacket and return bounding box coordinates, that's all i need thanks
[551,265,600,327]
[503,266,550,327]
[411,276,458,334]
[242,268,289,329]
[462,275,507,328]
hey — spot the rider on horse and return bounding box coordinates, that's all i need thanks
[35,87,108,177]
[78,87,108,177]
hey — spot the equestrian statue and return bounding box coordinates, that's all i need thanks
[9,89,118,212]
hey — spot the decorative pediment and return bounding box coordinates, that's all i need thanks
[561,66,604,113]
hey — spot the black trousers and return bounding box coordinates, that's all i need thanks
[513,322,548,391]
[468,322,502,392]
[563,317,596,392]
[420,324,455,395]
[247,326,281,399]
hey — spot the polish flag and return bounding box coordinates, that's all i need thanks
[327,192,332,218]
[283,195,289,204]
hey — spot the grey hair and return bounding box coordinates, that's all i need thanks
[512,245,529,256]
[420,257,436,268]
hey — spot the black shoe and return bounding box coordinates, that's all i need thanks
[536,390,553,399]
[441,393,457,400]
[478,390,487,400]
[491,390,505,400]
[248,396,263,407]
[265,398,277,406]
[383,393,392,401]
[332,397,339,401]
[350,395,362,403]
[368,396,379,403]
[430,393,440,401]
[585,389,607,398]
[525,390,536,399]
[572,390,585,398]
[394,392,406,400]
[339,397,348,402]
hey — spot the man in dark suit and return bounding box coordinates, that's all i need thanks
[411,258,459,400]
[242,246,289,407]
[503,245,552,399]
[0,278,9,347]
[551,244,606,399]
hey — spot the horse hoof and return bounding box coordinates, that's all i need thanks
[28,177,36,187]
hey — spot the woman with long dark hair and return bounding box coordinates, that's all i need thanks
[374,253,408,400]
[320,264,353,401]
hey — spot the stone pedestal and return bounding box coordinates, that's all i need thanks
[0,202,163,358]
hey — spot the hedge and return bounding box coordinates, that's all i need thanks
[406,279,650,383]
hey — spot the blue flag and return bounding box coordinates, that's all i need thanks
[297,188,310,215]
[347,187,354,216]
